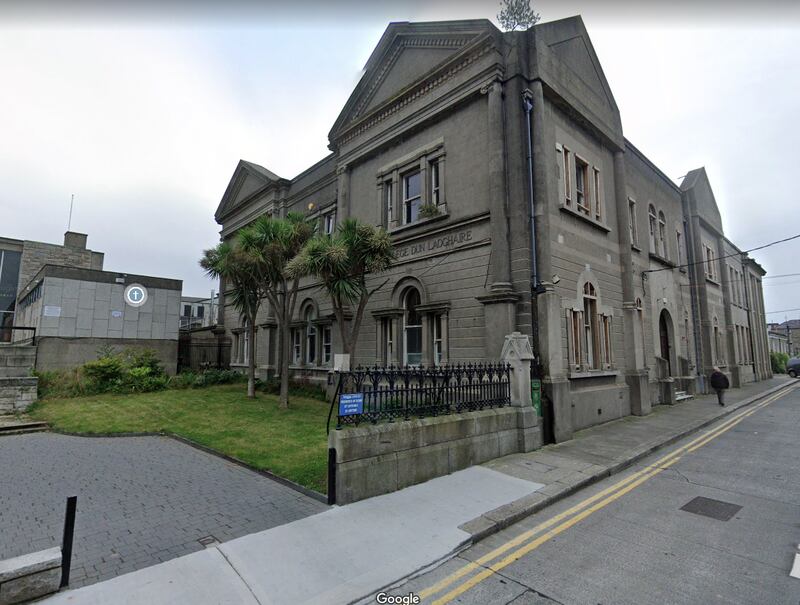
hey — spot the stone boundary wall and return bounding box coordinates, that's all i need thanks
[0,346,38,414]
[35,337,179,375]
[329,406,541,504]
[0,547,61,604]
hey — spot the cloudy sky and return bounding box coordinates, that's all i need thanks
[2,0,799,322]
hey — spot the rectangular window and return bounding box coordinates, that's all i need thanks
[430,160,440,206]
[324,212,335,236]
[402,170,422,225]
[196,306,204,319]
[183,305,192,317]
[322,326,332,364]
[432,314,444,366]
[593,167,602,221]
[382,318,394,365]
[583,297,599,369]
[562,146,572,205]
[384,181,393,224]
[704,245,717,281]
[628,199,638,247]
[292,329,301,365]
[676,231,683,267]
[568,309,583,369]
[601,315,613,367]
[575,157,589,213]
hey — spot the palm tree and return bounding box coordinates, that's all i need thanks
[287,218,394,358]
[239,212,314,409]
[200,241,263,398]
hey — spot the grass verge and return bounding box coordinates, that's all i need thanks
[29,384,330,493]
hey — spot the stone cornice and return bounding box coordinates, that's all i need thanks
[332,34,497,148]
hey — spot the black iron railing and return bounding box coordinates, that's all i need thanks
[332,362,511,429]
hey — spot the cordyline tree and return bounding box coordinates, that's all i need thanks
[239,212,314,409]
[199,241,263,398]
[497,0,540,31]
[287,217,394,358]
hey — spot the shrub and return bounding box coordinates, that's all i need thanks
[124,349,163,375]
[35,368,87,399]
[418,203,441,219]
[770,351,789,374]
[122,366,169,393]
[82,356,125,393]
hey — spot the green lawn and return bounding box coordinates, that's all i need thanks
[29,385,331,493]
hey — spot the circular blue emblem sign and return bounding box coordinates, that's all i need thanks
[124,284,148,307]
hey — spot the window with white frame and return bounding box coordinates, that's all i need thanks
[402,170,422,225]
[676,230,683,267]
[305,307,317,365]
[383,179,393,225]
[324,212,336,236]
[381,318,395,365]
[292,328,301,365]
[403,288,423,365]
[432,314,444,366]
[658,211,668,259]
[242,319,250,364]
[322,325,332,364]
[648,205,657,253]
[430,160,441,205]
[628,199,638,247]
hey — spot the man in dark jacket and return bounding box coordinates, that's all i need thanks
[709,367,730,406]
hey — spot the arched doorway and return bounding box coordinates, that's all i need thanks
[659,309,673,376]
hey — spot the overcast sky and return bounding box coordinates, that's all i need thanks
[2,1,799,322]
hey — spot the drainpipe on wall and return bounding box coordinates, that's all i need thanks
[522,91,539,292]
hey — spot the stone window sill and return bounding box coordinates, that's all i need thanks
[388,209,449,235]
[559,204,610,233]
[648,252,676,268]
[569,369,619,380]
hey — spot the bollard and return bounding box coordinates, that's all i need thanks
[60,495,77,588]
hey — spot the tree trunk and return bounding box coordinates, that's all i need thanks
[247,319,257,398]
[279,312,291,409]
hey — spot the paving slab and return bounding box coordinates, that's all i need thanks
[44,466,543,605]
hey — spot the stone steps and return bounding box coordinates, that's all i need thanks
[0,421,49,436]
[675,390,694,402]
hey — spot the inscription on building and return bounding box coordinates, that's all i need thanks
[395,228,477,260]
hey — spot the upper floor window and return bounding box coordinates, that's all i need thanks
[628,198,639,247]
[575,156,589,214]
[378,140,446,230]
[561,146,572,206]
[704,244,718,281]
[676,230,683,267]
[593,167,602,221]
[648,205,657,253]
[430,160,441,206]
[658,211,668,259]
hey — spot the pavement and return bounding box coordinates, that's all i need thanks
[38,376,794,604]
[392,376,800,604]
[0,433,326,588]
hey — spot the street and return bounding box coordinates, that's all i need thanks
[390,384,800,605]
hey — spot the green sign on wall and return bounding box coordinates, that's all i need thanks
[531,378,541,416]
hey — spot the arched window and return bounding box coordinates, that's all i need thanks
[403,288,423,365]
[582,283,599,368]
[567,281,612,371]
[648,205,657,253]
[658,211,667,259]
[305,307,317,365]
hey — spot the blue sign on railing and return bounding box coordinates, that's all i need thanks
[339,393,364,416]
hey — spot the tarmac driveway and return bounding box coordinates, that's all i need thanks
[0,433,327,588]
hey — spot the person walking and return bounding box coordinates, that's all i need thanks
[709,367,730,406]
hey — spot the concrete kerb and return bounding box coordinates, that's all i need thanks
[45,429,328,504]
[459,378,797,543]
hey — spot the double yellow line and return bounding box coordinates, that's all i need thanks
[420,383,798,604]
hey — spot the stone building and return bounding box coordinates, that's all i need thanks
[1,231,182,373]
[214,16,772,442]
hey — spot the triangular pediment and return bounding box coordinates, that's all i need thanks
[681,167,723,233]
[535,16,618,111]
[214,160,284,223]
[329,20,497,144]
